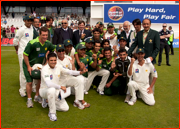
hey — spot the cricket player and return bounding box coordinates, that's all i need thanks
[127,48,157,106]
[23,27,55,108]
[75,43,98,94]
[86,41,110,95]
[13,15,34,97]
[40,52,89,121]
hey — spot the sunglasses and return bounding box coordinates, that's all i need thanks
[163,26,167,27]
[58,49,64,52]
[62,23,67,24]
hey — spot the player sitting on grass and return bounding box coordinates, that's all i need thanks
[96,47,120,96]
[85,41,110,95]
[127,48,157,106]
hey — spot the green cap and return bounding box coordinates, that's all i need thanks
[96,21,103,25]
[63,39,73,46]
[56,44,65,51]
[77,44,86,50]
[23,15,34,20]
[107,22,114,27]
[85,38,94,43]
[31,70,41,79]
[136,48,145,54]
[119,36,127,41]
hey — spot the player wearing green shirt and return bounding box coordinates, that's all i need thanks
[23,27,55,108]
[86,41,110,95]
[97,47,120,95]
[75,44,97,94]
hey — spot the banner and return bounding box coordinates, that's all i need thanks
[1,38,14,46]
[173,39,179,48]
[104,4,179,23]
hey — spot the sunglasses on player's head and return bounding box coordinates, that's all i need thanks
[58,49,64,52]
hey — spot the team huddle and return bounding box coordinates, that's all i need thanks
[13,15,160,121]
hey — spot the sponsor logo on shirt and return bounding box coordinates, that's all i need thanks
[50,75,53,80]
[36,48,40,51]
[38,53,45,57]
[135,69,139,73]
[25,33,29,37]
[154,68,156,73]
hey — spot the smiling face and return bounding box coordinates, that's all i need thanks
[39,31,48,43]
[137,52,145,62]
[104,50,111,59]
[48,57,57,68]
[119,51,127,61]
[142,19,151,32]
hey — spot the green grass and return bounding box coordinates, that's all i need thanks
[1,46,179,128]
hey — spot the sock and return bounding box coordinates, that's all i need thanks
[28,98,32,100]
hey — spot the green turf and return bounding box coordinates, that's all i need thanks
[1,46,179,128]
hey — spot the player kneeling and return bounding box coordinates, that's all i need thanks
[40,52,90,121]
[127,48,157,106]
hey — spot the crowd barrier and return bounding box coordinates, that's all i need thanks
[1,38,179,48]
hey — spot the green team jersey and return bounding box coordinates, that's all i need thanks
[99,57,114,71]
[23,37,55,66]
[75,55,93,77]
[86,50,101,71]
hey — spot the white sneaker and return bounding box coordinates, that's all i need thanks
[20,92,27,97]
[34,95,42,103]
[124,94,131,103]
[42,98,48,108]
[73,101,85,110]
[27,99,33,108]
[97,89,104,95]
[48,112,57,121]
[84,90,88,94]
[128,98,137,106]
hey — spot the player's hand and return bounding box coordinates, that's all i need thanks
[99,54,104,58]
[113,45,117,50]
[92,54,97,60]
[110,34,116,39]
[61,86,66,93]
[131,58,135,64]
[80,68,88,74]
[81,33,86,39]
[113,72,119,77]
[28,66,33,75]
[98,60,102,65]
[147,87,153,94]
[105,82,111,88]
[148,57,153,62]
[111,61,116,69]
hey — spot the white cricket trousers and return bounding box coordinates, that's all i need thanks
[86,69,110,92]
[39,87,69,114]
[60,75,84,100]
[71,75,88,95]
[18,53,26,93]
[127,81,155,106]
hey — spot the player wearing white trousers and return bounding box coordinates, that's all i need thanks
[86,69,110,92]
[39,87,69,113]
[127,81,155,106]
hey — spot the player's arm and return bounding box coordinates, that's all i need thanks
[13,28,23,54]
[127,58,135,77]
[105,72,118,88]
[23,43,33,75]
[42,68,66,92]
[90,54,97,69]
[151,31,160,62]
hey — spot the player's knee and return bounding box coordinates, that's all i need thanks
[27,82,32,86]
[47,88,56,96]
[146,100,155,106]
[127,81,133,88]
[57,105,69,112]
